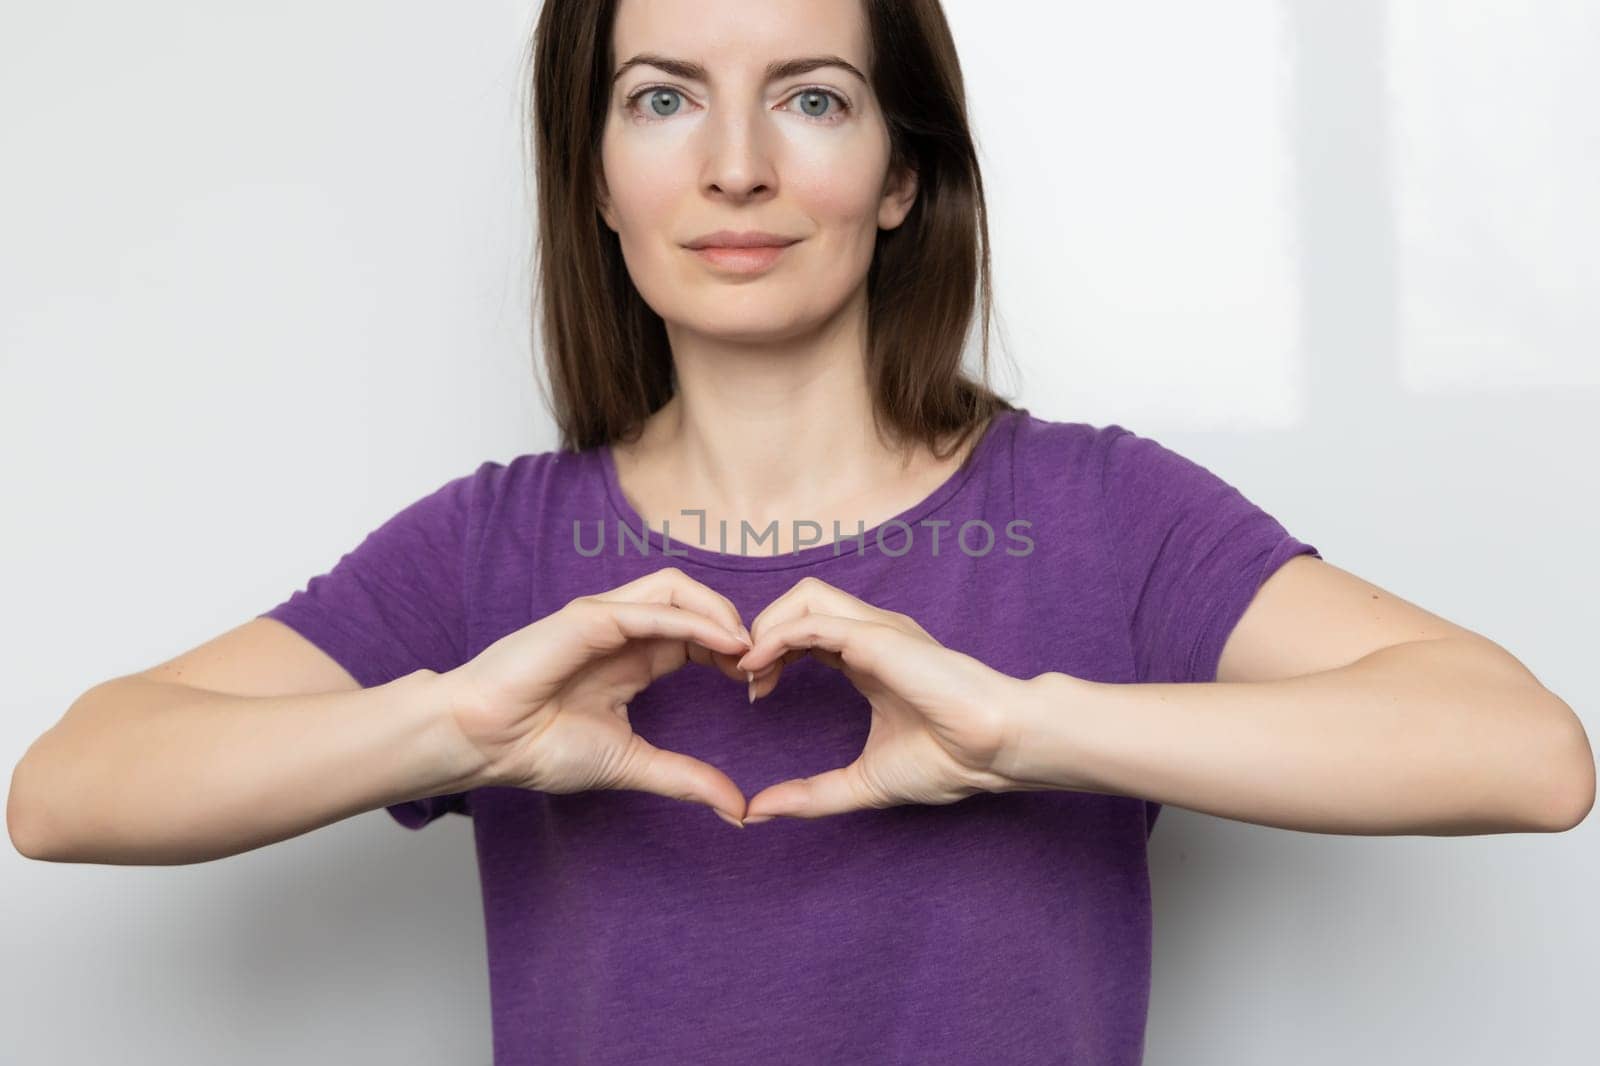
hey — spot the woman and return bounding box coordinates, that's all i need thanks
[13,0,1589,1063]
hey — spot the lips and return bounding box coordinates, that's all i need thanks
[689,242,796,275]
[685,230,802,250]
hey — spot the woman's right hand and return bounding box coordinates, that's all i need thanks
[439,567,754,825]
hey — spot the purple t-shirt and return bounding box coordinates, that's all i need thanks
[261,406,1319,1064]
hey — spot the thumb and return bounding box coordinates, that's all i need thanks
[615,734,748,825]
[746,762,871,821]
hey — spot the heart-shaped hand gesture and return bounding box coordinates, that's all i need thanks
[733,576,1022,823]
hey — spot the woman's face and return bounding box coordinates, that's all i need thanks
[597,0,917,345]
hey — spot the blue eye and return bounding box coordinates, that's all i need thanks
[634,87,686,119]
[623,85,852,124]
[790,89,844,120]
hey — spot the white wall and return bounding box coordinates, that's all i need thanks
[3,2,1594,1063]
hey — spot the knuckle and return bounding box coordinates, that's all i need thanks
[902,616,932,639]
[853,767,892,810]
[569,600,617,640]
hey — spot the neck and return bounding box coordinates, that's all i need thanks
[611,301,970,554]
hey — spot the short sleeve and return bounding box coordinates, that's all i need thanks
[259,461,499,830]
[1098,426,1321,685]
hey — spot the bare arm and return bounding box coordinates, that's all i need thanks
[997,638,1592,836]
[6,620,491,865]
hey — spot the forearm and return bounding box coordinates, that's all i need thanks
[8,670,491,865]
[997,639,1593,836]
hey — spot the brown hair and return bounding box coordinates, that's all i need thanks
[521,0,1018,457]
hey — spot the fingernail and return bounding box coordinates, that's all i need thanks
[738,624,753,645]
[713,808,745,829]
[742,814,775,825]
[747,671,755,703]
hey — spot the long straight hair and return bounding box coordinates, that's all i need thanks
[522,0,1017,457]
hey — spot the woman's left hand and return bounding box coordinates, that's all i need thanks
[734,577,1024,822]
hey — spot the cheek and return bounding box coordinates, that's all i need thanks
[786,136,888,220]
[603,133,687,229]
[601,157,686,290]
[784,146,893,263]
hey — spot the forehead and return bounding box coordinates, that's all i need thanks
[610,0,870,75]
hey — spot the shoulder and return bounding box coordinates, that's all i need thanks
[986,409,1142,551]
[456,443,597,500]
[997,408,1220,487]
[454,443,613,541]
[1005,413,1247,541]
[1003,408,1137,495]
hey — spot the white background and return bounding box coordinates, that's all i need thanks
[2,1,1595,1062]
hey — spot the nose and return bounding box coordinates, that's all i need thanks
[699,102,779,201]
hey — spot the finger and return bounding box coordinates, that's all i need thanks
[737,612,892,676]
[547,599,750,677]
[747,647,826,703]
[685,638,767,686]
[596,568,754,685]
[630,635,750,689]
[612,732,749,825]
[596,566,750,644]
[744,762,880,821]
[800,646,845,671]
[744,576,895,649]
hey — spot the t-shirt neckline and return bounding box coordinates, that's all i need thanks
[595,407,1022,572]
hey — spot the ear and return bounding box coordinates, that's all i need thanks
[877,160,919,232]
[595,171,618,233]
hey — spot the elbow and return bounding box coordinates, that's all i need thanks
[1548,759,1594,834]
[9,813,55,862]
[7,749,68,862]
[1534,700,1595,833]
[1544,777,1593,834]
[7,768,53,861]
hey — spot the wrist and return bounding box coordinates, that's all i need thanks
[994,670,1103,793]
[402,668,502,792]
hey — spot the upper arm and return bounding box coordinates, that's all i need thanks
[1095,422,1554,702]
[132,616,361,697]
[1098,424,1323,684]
[1217,554,1532,685]
[131,460,497,700]
[124,461,499,833]
[251,461,497,690]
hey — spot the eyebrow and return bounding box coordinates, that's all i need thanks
[611,53,868,89]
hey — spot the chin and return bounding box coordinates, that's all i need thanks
[669,306,816,345]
